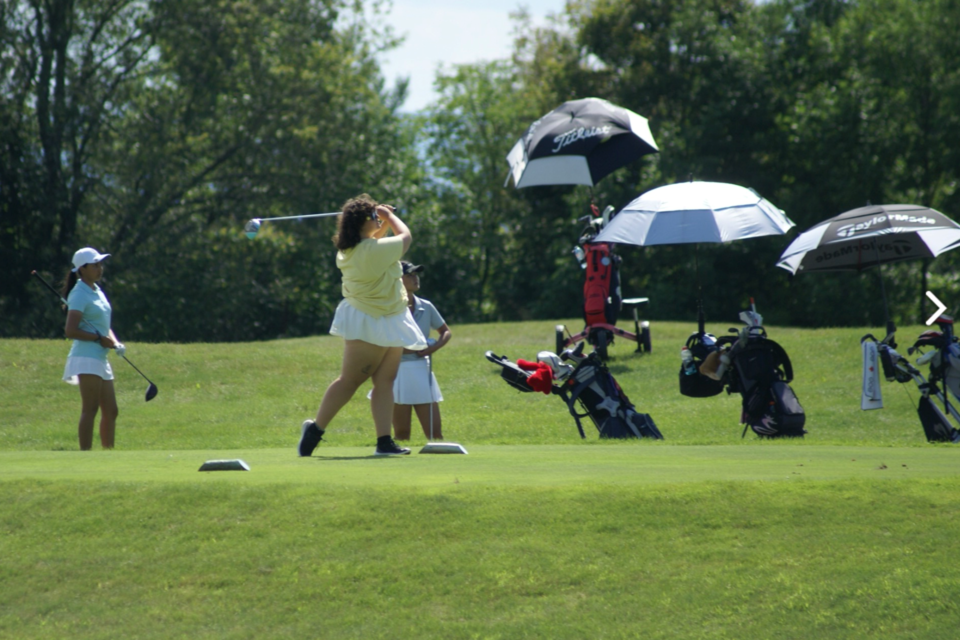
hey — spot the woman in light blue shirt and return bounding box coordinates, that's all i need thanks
[61,247,125,450]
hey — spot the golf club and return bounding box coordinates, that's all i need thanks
[429,353,434,440]
[244,211,340,239]
[120,355,159,402]
[31,270,159,402]
[419,351,467,454]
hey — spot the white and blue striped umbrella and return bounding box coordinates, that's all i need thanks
[593,181,794,246]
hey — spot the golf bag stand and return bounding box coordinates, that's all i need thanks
[708,301,806,438]
[865,316,960,443]
[484,343,663,440]
[555,204,651,360]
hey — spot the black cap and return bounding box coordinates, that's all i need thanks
[401,261,424,275]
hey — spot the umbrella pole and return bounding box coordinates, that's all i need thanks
[872,242,896,340]
[696,244,705,335]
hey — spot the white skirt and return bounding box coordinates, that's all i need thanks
[367,357,443,405]
[63,356,114,384]
[330,299,427,350]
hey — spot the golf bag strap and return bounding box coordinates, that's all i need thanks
[556,386,587,439]
[929,347,951,383]
[766,338,794,383]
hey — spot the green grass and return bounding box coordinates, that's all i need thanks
[2,320,960,638]
[0,319,942,448]
[1,445,957,486]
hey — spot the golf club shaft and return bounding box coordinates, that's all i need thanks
[257,211,340,223]
[121,354,155,386]
[34,270,156,380]
[34,269,158,400]
[427,354,434,441]
[31,271,67,305]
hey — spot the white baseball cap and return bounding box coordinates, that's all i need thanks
[71,247,111,272]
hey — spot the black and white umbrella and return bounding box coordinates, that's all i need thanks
[776,204,960,274]
[505,97,658,188]
[777,204,960,336]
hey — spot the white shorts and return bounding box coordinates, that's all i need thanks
[366,357,443,405]
[330,299,427,350]
[63,356,114,385]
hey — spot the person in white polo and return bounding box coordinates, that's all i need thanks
[392,261,451,440]
[61,247,125,450]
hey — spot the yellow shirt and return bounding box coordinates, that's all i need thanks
[337,236,408,317]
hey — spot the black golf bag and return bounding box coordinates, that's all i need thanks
[678,331,725,398]
[485,347,663,440]
[720,328,806,438]
[697,303,806,438]
[867,316,960,443]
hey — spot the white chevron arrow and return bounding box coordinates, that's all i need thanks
[925,291,947,325]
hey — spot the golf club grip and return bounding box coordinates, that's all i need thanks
[32,270,68,305]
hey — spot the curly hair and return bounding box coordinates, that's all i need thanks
[333,194,377,251]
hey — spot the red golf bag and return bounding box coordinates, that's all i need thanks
[582,241,622,328]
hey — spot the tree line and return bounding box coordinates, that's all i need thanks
[3,0,959,342]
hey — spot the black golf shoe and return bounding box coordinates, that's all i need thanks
[374,436,410,456]
[298,420,324,457]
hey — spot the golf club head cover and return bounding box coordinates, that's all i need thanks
[517,359,554,394]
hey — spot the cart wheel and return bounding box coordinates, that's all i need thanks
[555,325,566,355]
[596,330,609,361]
[641,322,652,353]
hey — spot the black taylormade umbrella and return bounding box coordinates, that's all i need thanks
[777,203,960,335]
[776,204,960,274]
[505,98,659,188]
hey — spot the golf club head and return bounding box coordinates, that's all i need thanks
[244,218,261,239]
[145,383,158,402]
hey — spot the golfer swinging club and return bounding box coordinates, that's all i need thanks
[298,195,427,457]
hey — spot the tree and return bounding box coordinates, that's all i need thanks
[1,0,161,334]
[1,0,424,341]
[419,15,617,323]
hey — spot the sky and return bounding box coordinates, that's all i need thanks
[378,0,568,112]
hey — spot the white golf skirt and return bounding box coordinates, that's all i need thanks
[366,358,443,405]
[330,299,427,350]
[63,356,114,384]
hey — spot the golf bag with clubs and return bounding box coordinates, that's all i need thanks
[485,342,663,440]
[555,204,652,359]
[578,205,622,359]
[690,302,806,438]
[864,316,960,443]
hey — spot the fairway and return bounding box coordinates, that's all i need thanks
[2,444,958,487]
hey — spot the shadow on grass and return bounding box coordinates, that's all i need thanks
[310,455,399,461]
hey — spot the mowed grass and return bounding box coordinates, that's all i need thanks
[2,320,960,638]
[3,473,960,639]
[0,319,942,448]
